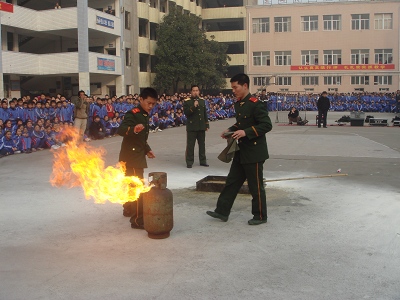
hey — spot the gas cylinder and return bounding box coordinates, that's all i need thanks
[143,172,173,239]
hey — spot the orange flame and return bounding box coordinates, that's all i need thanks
[50,126,150,204]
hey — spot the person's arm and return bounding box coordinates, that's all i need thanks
[183,99,196,116]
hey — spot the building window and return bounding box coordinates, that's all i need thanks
[276,77,291,86]
[375,13,392,30]
[139,19,148,37]
[275,51,291,66]
[301,15,318,32]
[324,76,341,85]
[301,76,319,86]
[351,76,369,85]
[323,15,341,31]
[253,77,269,86]
[351,49,369,64]
[125,11,131,30]
[253,51,270,66]
[125,48,131,66]
[139,54,149,72]
[150,0,157,8]
[301,50,318,65]
[352,14,369,30]
[253,18,270,33]
[274,17,291,32]
[150,23,158,40]
[323,50,341,65]
[374,75,392,85]
[375,49,392,64]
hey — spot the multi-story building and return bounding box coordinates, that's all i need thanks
[248,0,400,93]
[0,0,125,99]
[0,0,254,98]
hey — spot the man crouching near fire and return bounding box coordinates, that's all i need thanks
[118,87,157,229]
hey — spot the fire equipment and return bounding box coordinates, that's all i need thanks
[143,172,173,239]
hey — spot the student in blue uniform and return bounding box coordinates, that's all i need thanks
[0,131,18,157]
[31,124,46,151]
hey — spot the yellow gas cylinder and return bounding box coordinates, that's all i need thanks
[143,172,173,239]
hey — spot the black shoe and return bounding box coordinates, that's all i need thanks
[187,165,192,168]
[323,126,327,128]
[248,219,268,225]
[200,163,209,167]
[131,223,144,229]
[206,211,228,222]
[318,126,321,128]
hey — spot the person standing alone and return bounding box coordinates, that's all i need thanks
[206,73,272,225]
[317,91,330,128]
[183,85,209,168]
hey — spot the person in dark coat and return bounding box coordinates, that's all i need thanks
[288,107,300,124]
[317,91,330,128]
[206,73,273,225]
[118,87,158,229]
[89,115,105,140]
[183,85,209,168]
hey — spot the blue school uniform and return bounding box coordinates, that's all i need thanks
[0,135,16,155]
[31,129,46,149]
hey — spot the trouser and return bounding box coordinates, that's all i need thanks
[185,130,206,166]
[74,117,87,137]
[318,110,328,127]
[215,152,267,221]
[123,167,144,227]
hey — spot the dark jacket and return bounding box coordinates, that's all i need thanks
[228,93,272,164]
[288,108,299,118]
[183,97,209,132]
[89,120,105,138]
[118,105,151,169]
[317,95,330,112]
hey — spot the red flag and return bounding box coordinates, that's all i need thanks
[0,2,14,13]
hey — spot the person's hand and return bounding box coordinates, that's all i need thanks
[221,129,230,139]
[194,100,199,107]
[134,124,144,133]
[232,130,246,140]
[147,151,155,159]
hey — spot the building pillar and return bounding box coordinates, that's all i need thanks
[77,0,90,95]
[116,75,125,96]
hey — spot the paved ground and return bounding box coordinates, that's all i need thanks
[1,111,399,300]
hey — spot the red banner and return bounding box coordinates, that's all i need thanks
[0,2,13,13]
[290,64,395,71]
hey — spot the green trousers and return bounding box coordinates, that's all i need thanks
[215,152,267,220]
[123,167,144,227]
[185,130,207,166]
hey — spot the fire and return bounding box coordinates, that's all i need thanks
[50,126,151,204]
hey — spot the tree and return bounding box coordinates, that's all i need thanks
[153,7,230,94]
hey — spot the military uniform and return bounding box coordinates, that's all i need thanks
[183,96,209,167]
[118,105,151,228]
[214,93,272,221]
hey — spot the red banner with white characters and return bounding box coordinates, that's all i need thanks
[290,64,395,71]
[0,2,13,13]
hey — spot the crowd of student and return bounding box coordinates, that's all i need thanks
[264,91,399,113]
[1,91,399,158]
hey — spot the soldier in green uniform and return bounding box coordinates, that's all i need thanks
[118,87,158,229]
[207,74,273,225]
[183,85,210,168]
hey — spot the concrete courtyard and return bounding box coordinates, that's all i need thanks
[1,111,399,300]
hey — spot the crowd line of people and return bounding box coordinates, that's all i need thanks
[1,90,399,158]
